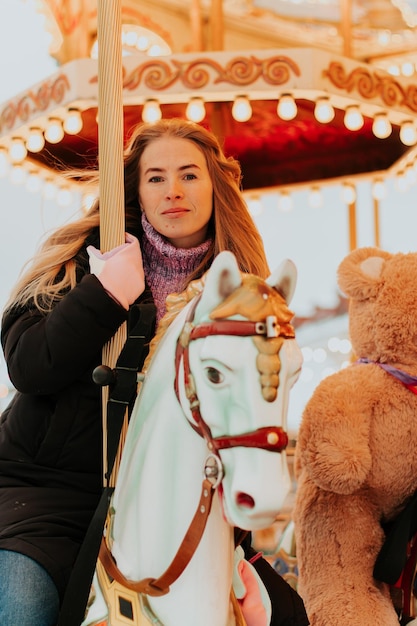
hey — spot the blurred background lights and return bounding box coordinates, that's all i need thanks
[247,196,263,216]
[313,347,327,363]
[277,192,293,212]
[301,346,313,362]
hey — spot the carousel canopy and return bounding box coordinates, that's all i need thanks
[0,46,416,198]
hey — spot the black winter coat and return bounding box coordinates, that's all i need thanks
[0,270,129,600]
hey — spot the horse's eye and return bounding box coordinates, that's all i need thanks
[205,367,224,384]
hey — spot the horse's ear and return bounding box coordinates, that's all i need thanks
[267,259,297,305]
[195,251,242,318]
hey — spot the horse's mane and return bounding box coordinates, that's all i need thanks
[142,272,295,402]
[209,274,295,401]
[143,275,206,372]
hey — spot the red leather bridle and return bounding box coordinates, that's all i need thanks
[174,293,295,458]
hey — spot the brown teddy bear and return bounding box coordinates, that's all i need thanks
[293,246,417,626]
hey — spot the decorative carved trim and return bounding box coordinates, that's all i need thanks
[324,62,417,113]
[0,75,70,134]
[119,54,301,91]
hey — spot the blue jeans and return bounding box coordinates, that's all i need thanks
[0,549,60,626]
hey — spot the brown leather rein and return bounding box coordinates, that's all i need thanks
[100,294,295,597]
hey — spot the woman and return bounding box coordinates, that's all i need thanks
[0,119,308,625]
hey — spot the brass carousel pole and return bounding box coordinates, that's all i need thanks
[208,0,227,147]
[373,197,381,247]
[97,0,127,487]
[190,0,204,51]
[348,199,357,251]
[340,0,352,57]
[341,0,356,249]
[210,0,224,50]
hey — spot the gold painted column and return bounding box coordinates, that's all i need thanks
[190,0,204,51]
[210,0,224,50]
[340,0,352,57]
[373,197,381,247]
[348,200,357,251]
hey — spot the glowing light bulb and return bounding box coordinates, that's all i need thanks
[148,44,163,56]
[314,97,335,124]
[26,171,42,193]
[81,192,97,213]
[63,108,83,135]
[186,97,206,123]
[43,179,58,200]
[401,61,414,77]
[27,127,45,153]
[372,113,392,139]
[247,196,263,216]
[136,36,149,51]
[400,121,417,146]
[344,106,364,131]
[57,187,73,207]
[372,180,386,200]
[232,96,252,122]
[10,165,27,185]
[45,118,64,144]
[124,30,138,47]
[277,193,293,212]
[9,137,27,163]
[405,164,417,186]
[277,94,297,121]
[341,183,356,204]
[308,187,323,208]
[142,100,162,123]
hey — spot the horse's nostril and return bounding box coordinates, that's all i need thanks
[236,492,255,508]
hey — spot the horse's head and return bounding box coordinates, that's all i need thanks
[175,251,302,530]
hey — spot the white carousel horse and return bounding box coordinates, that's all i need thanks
[82,251,303,626]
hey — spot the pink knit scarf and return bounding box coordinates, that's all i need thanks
[141,213,212,323]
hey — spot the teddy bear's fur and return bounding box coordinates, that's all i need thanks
[293,246,417,626]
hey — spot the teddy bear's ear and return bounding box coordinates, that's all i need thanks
[337,247,393,300]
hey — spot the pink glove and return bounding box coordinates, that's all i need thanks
[235,552,271,626]
[87,233,145,310]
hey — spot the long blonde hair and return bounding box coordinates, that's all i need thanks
[6,118,269,313]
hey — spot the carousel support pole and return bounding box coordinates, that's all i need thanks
[190,0,204,51]
[348,199,357,251]
[340,0,352,57]
[210,0,224,50]
[208,0,227,151]
[97,0,127,487]
[373,196,381,247]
